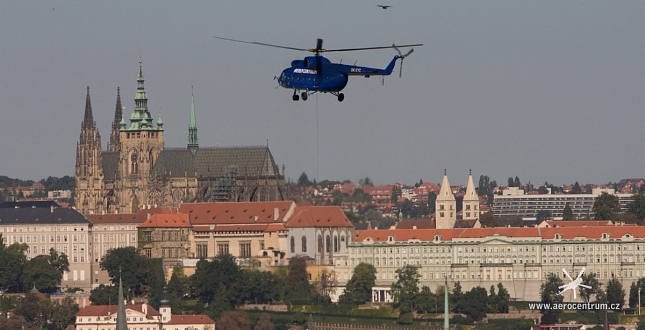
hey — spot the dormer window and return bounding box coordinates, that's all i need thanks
[434,235,442,242]
[555,233,562,239]
[602,233,610,239]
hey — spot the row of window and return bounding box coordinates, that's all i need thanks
[1,226,86,232]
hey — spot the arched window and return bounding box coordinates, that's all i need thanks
[334,236,338,253]
[326,235,331,253]
[318,235,323,253]
[301,236,307,253]
[290,236,295,253]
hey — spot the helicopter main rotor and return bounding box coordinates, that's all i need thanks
[214,37,422,56]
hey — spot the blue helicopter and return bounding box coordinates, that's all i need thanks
[214,37,422,102]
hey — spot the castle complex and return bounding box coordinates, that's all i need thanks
[75,61,288,215]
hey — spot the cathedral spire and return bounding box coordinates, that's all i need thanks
[116,275,128,330]
[127,57,154,131]
[109,87,123,151]
[82,86,95,130]
[188,86,198,153]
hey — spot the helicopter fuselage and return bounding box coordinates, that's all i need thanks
[277,55,400,94]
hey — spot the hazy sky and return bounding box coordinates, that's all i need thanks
[1,1,644,187]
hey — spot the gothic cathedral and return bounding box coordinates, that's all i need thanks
[75,61,289,215]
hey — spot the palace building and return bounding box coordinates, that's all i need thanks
[75,61,289,215]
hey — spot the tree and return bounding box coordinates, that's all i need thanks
[218,310,251,330]
[461,286,488,322]
[514,176,521,188]
[415,286,436,314]
[562,203,574,220]
[390,265,420,315]
[572,182,582,194]
[391,186,402,204]
[479,211,501,227]
[340,262,377,305]
[536,210,552,222]
[297,172,310,187]
[12,293,54,329]
[0,236,28,292]
[254,313,274,330]
[168,263,190,311]
[192,254,241,311]
[592,192,621,220]
[540,273,564,324]
[606,277,625,310]
[21,255,63,293]
[629,278,645,308]
[100,246,149,295]
[627,193,645,223]
[538,186,550,194]
[313,269,337,304]
[579,272,602,305]
[89,284,119,305]
[285,257,309,295]
[50,296,79,330]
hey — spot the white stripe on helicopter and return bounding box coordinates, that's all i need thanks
[293,69,317,74]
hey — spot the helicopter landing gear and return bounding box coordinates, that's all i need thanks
[337,93,344,102]
[292,91,299,101]
[301,92,308,101]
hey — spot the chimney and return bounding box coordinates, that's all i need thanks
[274,208,279,221]
[412,226,417,230]
[147,213,151,220]
[254,216,259,222]
[142,303,147,314]
[50,205,54,213]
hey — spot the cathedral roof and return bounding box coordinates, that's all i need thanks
[151,146,279,178]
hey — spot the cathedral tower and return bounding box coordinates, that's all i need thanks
[117,59,164,213]
[435,170,456,229]
[187,86,198,154]
[109,87,123,152]
[462,170,480,221]
[75,87,104,215]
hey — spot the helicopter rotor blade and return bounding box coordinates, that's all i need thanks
[213,37,309,52]
[323,43,423,53]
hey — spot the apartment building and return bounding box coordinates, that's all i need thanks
[493,188,634,219]
[346,225,645,302]
[0,201,93,291]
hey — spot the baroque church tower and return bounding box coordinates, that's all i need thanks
[462,170,480,221]
[75,87,105,215]
[435,170,456,229]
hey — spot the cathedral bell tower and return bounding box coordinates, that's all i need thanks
[117,58,164,214]
[74,87,104,215]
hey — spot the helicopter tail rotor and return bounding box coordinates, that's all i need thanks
[393,44,415,78]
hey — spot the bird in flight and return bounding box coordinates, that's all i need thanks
[377,5,391,9]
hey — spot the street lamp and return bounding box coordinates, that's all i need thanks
[639,286,641,316]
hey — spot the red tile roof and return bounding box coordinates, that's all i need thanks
[169,314,215,325]
[138,213,191,228]
[543,220,614,227]
[179,201,295,225]
[86,213,140,224]
[354,226,645,242]
[76,303,160,317]
[285,205,353,228]
[396,220,436,229]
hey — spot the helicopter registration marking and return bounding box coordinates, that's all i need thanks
[294,69,317,74]
[351,68,362,72]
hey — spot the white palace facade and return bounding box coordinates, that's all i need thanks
[347,225,645,303]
